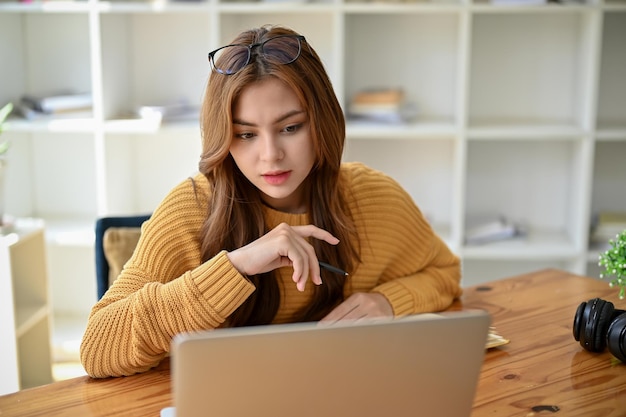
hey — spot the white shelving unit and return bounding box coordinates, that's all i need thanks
[0,0,624,300]
[0,219,53,395]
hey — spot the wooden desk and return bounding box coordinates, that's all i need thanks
[1,269,625,416]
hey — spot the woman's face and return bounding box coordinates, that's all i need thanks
[230,77,315,213]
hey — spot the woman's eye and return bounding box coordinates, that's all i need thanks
[236,132,254,140]
[283,123,303,134]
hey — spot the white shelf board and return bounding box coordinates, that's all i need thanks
[342,2,463,13]
[0,2,91,13]
[467,122,588,139]
[603,3,626,11]
[595,127,626,141]
[346,119,458,139]
[43,218,96,248]
[4,117,97,134]
[217,2,336,13]
[1,218,46,244]
[103,118,199,134]
[97,1,211,13]
[470,3,593,13]
[461,229,580,260]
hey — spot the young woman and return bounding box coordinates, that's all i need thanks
[80,25,462,378]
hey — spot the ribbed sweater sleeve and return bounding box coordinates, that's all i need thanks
[80,175,255,378]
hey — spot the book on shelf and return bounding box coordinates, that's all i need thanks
[20,91,92,114]
[347,88,416,124]
[352,88,404,106]
[465,215,526,245]
[137,100,199,123]
[16,105,93,121]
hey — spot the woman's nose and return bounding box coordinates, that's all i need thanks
[259,134,284,161]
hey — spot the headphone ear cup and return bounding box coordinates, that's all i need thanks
[573,301,586,342]
[580,298,615,352]
[606,313,626,363]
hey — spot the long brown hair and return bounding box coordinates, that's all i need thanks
[198,25,359,327]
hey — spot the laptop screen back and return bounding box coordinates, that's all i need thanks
[169,310,490,417]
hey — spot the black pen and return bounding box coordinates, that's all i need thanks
[318,261,349,276]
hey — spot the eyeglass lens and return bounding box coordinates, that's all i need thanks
[210,35,303,75]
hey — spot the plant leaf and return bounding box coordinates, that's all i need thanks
[0,102,14,136]
[0,102,13,124]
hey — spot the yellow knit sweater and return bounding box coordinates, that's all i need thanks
[80,162,461,378]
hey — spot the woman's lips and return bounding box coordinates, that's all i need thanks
[262,170,291,185]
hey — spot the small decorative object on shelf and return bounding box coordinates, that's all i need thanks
[0,102,14,228]
[598,230,626,300]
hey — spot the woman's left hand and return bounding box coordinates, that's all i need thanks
[319,292,393,323]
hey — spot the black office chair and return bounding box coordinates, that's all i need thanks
[94,214,151,300]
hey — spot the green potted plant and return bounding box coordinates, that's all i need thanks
[0,102,14,227]
[598,230,626,300]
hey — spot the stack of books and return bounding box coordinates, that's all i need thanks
[347,88,408,124]
[465,215,526,245]
[19,91,93,120]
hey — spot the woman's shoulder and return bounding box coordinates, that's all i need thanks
[151,173,210,219]
[339,164,426,228]
[340,162,406,196]
[166,173,210,200]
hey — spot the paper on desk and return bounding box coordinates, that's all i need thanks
[486,327,510,349]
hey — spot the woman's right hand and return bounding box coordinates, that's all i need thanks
[226,223,339,292]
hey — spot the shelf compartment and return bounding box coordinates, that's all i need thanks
[464,140,589,254]
[344,13,461,127]
[2,131,97,218]
[4,132,99,220]
[0,12,92,125]
[602,0,626,10]
[100,12,211,121]
[347,119,458,139]
[1,223,53,391]
[596,11,626,134]
[36,133,99,219]
[343,138,457,239]
[102,132,201,214]
[17,317,53,390]
[589,141,626,224]
[468,11,596,131]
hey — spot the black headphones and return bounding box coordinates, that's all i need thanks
[573,298,626,362]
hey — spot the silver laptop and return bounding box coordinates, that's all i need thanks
[162,310,490,417]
